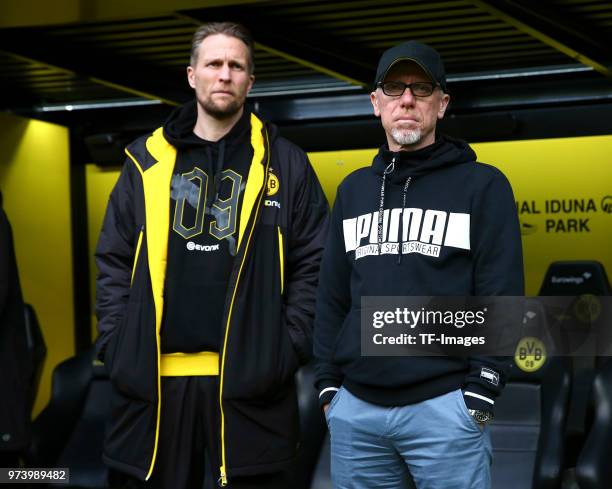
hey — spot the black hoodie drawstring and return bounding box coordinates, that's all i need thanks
[397,176,412,264]
[378,155,413,264]
[203,145,214,209]
[212,139,226,203]
[378,157,395,255]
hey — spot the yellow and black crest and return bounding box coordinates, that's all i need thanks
[514,336,547,372]
[266,169,279,196]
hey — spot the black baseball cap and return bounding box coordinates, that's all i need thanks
[374,41,447,92]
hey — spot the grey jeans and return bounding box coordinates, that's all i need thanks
[326,387,492,489]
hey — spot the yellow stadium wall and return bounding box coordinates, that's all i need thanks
[85,134,612,332]
[0,113,74,417]
[473,137,611,296]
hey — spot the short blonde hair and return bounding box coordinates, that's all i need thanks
[190,22,254,73]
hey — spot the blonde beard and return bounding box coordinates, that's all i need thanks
[199,95,244,120]
[391,127,421,146]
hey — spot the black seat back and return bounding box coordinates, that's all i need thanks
[27,348,111,488]
[55,359,111,488]
[23,303,46,413]
[538,261,611,467]
[492,359,571,489]
[575,359,612,489]
[538,261,611,296]
[294,363,327,489]
[491,299,571,489]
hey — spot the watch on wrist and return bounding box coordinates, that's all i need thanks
[468,409,494,424]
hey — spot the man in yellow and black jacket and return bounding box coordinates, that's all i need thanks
[95,22,329,489]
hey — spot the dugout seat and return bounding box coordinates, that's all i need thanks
[538,261,611,468]
[27,347,111,488]
[575,359,612,489]
[24,303,46,413]
[491,356,571,489]
[490,300,571,489]
[293,363,328,489]
[539,261,611,297]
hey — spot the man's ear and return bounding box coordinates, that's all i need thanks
[246,73,255,94]
[187,66,196,90]
[370,91,381,118]
[437,93,450,120]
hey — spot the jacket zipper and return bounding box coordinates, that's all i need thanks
[277,226,284,295]
[130,225,144,285]
[218,126,270,487]
[218,193,265,487]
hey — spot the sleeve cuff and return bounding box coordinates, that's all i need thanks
[318,383,341,409]
[463,383,497,413]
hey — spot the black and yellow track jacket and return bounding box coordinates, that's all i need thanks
[95,112,329,483]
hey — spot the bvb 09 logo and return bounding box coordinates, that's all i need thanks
[574,294,601,323]
[266,171,279,196]
[515,337,547,372]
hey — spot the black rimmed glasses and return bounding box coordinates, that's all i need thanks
[377,81,438,97]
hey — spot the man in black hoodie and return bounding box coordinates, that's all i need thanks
[314,42,523,488]
[96,23,328,488]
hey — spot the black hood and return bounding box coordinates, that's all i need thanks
[372,133,477,183]
[163,99,280,149]
[163,99,253,149]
